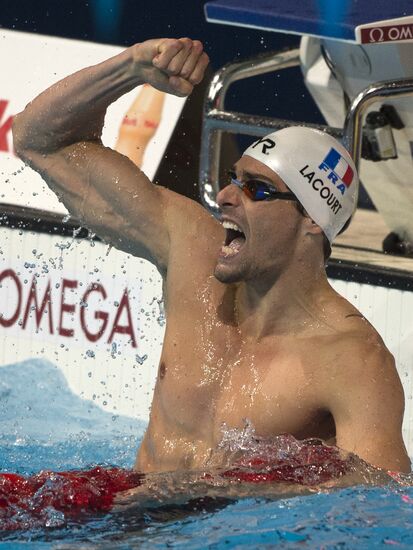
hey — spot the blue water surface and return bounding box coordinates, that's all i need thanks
[1,359,413,548]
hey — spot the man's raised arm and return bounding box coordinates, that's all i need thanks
[12,38,210,269]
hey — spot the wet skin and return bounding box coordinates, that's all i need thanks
[12,37,411,474]
[137,157,410,473]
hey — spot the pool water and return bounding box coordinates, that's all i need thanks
[1,359,413,548]
[1,454,413,548]
[0,438,413,550]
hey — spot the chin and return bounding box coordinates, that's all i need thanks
[214,260,245,284]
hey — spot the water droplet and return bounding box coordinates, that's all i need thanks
[135,353,148,365]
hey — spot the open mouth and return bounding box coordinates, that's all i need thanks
[221,221,246,258]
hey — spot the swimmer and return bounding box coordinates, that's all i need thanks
[13,37,411,476]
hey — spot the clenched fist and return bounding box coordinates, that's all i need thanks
[130,38,210,97]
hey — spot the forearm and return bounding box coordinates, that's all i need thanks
[13,45,141,155]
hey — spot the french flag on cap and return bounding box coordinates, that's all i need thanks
[322,148,354,187]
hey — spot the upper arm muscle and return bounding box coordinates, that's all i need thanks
[328,344,410,472]
[22,140,201,269]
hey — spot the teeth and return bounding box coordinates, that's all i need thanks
[222,221,242,232]
[221,245,239,257]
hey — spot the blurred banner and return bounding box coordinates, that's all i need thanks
[0,225,164,420]
[0,29,186,213]
[0,30,188,421]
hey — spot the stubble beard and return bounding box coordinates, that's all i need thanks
[213,258,247,284]
[214,252,285,289]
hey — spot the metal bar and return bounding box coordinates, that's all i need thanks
[0,202,92,239]
[205,48,301,111]
[343,77,413,170]
[206,109,343,138]
[200,47,413,216]
[200,48,302,214]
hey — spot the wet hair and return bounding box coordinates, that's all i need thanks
[295,202,351,262]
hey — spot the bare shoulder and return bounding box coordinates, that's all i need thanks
[315,288,404,406]
[309,287,410,471]
[163,188,224,271]
[328,310,399,385]
[162,186,222,242]
[319,302,410,471]
[334,328,400,389]
[319,307,405,422]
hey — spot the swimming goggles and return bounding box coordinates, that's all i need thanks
[227,170,299,202]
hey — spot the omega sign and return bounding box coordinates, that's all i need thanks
[360,23,413,44]
[0,268,138,347]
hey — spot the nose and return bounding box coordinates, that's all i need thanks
[216,181,243,209]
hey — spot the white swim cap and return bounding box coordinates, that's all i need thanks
[242,127,359,243]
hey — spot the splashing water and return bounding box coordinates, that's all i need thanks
[206,421,361,486]
[0,467,143,531]
[156,298,166,327]
[3,420,409,532]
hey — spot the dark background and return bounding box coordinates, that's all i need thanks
[0,0,320,111]
[2,0,362,204]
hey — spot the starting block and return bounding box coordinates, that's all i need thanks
[201,0,413,251]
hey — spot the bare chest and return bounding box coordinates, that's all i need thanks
[140,277,334,471]
[153,327,329,443]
